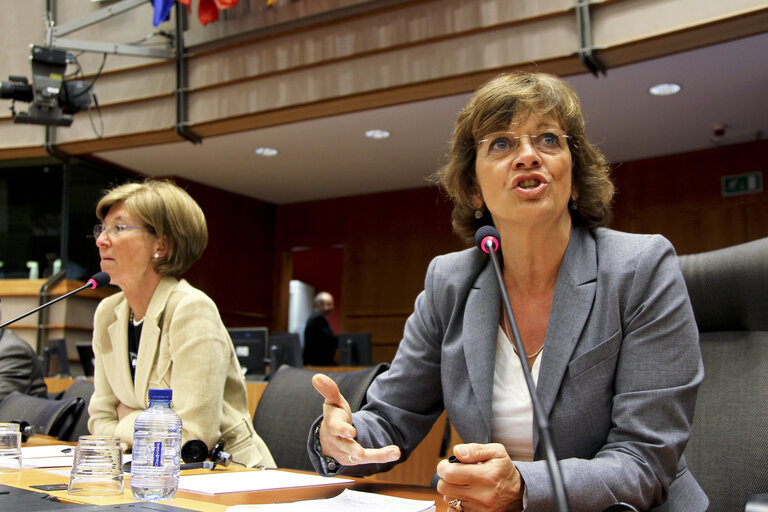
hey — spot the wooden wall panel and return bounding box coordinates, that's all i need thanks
[610,139,768,254]
[170,177,277,328]
[276,186,465,362]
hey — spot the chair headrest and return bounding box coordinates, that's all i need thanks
[679,237,768,332]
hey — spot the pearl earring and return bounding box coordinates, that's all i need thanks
[153,252,159,259]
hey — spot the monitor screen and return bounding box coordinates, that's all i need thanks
[228,327,268,377]
[76,342,95,377]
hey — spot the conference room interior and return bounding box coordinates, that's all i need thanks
[0,1,767,509]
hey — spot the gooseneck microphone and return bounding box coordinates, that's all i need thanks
[475,226,570,512]
[0,272,110,329]
[475,227,640,512]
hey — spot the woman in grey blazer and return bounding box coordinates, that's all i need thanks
[310,72,707,512]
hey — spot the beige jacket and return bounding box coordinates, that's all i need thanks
[88,276,275,468]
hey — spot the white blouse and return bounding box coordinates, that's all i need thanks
[490,325,542,462]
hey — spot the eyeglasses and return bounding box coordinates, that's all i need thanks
[477,129,570,160]
[93,224,152,239]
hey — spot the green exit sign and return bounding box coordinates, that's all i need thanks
[721,172,762,197]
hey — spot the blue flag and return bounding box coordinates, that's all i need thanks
[150,0,175,26]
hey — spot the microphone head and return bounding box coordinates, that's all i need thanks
[474,226,501,254]
[87,272,111,289]
[181,439,209,463]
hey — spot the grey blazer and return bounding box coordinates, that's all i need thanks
[0,328,48,401]
[311,227,707,512]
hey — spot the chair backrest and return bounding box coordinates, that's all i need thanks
[679,237,768,512]
[58,379,95,442]
[266,332,303,380]
[337,332,373,366]
[0,391,85,440]
[252,363,389,471]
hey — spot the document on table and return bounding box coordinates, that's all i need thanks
[21,445,74,468]
[178,470,353,494]
[226,488,436,511]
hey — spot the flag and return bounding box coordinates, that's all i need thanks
[150,0,175,26]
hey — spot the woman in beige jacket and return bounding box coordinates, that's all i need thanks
[88,179,274,469]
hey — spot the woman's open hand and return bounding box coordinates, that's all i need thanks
[311,373,401,466]
[436,443,524,512]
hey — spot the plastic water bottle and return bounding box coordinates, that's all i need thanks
[130,388,182,500]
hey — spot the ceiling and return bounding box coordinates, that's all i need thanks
[94,31,768,205]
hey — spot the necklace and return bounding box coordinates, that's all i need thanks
[502,309,544,360]
[129,309,145,327]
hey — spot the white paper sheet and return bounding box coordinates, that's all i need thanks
[178,470,352,495]
[22,455,74,468]
[225,488,436,512]
[21,445,76,458]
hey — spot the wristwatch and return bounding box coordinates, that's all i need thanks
[313,424,341,473]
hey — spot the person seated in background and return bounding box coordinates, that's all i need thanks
[0,300,48,401]
[308,72,707,511]
[88,179,274,468]
[303,291,338,366]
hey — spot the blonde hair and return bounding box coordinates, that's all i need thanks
[96,179,208,276]
[434,71,615,245]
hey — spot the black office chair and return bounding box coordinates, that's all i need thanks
[679,237,768,512]
[337,332,373,366]
[58,379,95,441]
[0,391,84,441]
[252,363,389,471]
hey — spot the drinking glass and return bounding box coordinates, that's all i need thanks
[0,423,22,472]
[67,435,124,496]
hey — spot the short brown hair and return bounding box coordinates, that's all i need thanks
[434,71,615,245]
[96,179,208,277]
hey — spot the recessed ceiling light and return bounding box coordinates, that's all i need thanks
[254,147,278,157]
[365,129,390,140]
[649,83,681,96]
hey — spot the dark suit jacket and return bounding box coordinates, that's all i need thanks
[310,227,708,512]
[303,312,337,365]
[0,328,48,401]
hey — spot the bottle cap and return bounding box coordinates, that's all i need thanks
[147,388,173,401]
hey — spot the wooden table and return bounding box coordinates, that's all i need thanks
[0,437,447,511]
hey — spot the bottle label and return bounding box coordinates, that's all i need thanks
[152,441,163,466]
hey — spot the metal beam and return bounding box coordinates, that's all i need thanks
[575,0,606,77]
[51,37,174,59]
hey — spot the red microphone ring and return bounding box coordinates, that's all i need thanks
[482,236,499,253]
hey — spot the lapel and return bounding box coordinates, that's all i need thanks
[106,298,138,406]
[132,276,178,407]
[463,256,501,441]
[534,227,597,446]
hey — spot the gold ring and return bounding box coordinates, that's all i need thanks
[347,454,354,463]
[448,498,463,511]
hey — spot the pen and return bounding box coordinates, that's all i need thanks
[449,455,461,463]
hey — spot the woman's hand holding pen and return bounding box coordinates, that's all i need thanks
[437,443,524,512]
[311,373,401,466]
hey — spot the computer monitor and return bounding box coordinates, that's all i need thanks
[266,332,303,380]
[76,342,95,377]
[41,338,70,377]
[337,332,373,366]
[227,327,268,378]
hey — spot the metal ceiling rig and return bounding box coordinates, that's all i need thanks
[47,0,202,145]
[575,0,607,77]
